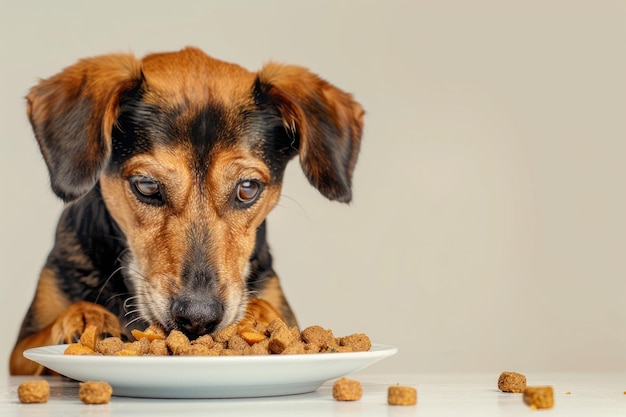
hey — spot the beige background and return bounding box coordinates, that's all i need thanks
[1,0,624,376]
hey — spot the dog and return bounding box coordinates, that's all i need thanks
[9,47,363,375]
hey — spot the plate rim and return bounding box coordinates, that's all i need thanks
[25,343,397,363]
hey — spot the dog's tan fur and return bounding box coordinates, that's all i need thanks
[10,47,363,375]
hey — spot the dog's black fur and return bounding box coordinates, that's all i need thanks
[10,47,363,375]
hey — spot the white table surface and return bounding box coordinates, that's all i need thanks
[1,372,624,416]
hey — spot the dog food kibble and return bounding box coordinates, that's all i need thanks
[301,325,336,350]
[64,318,371,357]
[268,326,296,353]
[388,385,417,406]
[166,330,191,355]
[130,323,166,341]
[523,386,554,410]
[227,334,250,351]
[239,328,267,345]
[18,380,50,403]
[192,334,215,349]
[149,339,169,355]
[95,337,125,355]
[64,342,99,355]
[79,381,113,404]
[498,371,527,393]
[79,324,100,351]
[245,339,270,355]
[213,323,238,343]
[332,377,363,401]
[281,341,306,355]
[338,333,371,352]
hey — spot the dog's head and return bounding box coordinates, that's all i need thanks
[27,47,363,337]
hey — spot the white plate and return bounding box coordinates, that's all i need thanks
[24,344,397,399]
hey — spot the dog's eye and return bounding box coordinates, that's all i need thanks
[129,176,164,206]
[235,180,263,206]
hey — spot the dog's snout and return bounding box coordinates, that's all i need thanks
[171,296,224,338]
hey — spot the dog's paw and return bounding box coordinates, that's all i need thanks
[242,298,284,329]
[51,301,122,344]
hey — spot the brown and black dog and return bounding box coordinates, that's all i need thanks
[10,47,363,375]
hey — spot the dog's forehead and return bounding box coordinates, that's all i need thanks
[139,47,256,107]
[109,47,293,181]
[112,101,266,178]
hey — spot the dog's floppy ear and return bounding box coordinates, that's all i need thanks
[27,54,142,202]
[257,63,364,203]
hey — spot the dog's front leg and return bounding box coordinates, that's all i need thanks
[10,301,121,375]
[244,275,298,329]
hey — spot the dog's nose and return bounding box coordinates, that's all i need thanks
[171,296,224,338]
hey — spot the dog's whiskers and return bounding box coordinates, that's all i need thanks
[113,248,131,267]
[124,309,141,318]
[275,194,310,222]
[247,290,261,298]
[125,315,145,328]
[123,295,141,310]
[105,292,132,304]
[93,249,134,299]
[97,265,150,302]
[94,266,127,304]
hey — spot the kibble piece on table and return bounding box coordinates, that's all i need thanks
[79,381,113,404]
[18,380,50,403]
[523,386,554,410]
[387,385,417,405]
[332,377,362,401]
[498,371,527,393]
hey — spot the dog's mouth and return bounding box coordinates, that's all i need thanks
[122,262,248,340]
